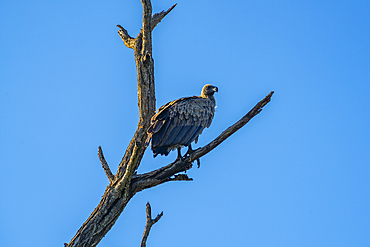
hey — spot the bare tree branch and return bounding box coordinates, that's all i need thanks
[98,146,114,183]
[116,0,170,179]
[131,91,274,193]
[140,202,163,247]
[141,0,153,54]
[152,3,177,30]
[117,25,135,49]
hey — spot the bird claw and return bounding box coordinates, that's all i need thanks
[185,146,201,157]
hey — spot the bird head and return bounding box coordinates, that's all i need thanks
[201,84,218,98]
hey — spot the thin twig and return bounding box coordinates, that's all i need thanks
[151,3,177,30]
[141,202,163,247]
[117,25,136,49]
[98,146,114,183]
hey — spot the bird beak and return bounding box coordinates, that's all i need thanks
[213,86,218,92]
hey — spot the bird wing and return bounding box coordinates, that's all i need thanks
[148,96,215,150]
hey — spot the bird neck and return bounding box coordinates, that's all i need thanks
[201,93,213,99]
[202,94,215,104]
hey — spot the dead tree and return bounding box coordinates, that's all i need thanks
[65,1,273,246]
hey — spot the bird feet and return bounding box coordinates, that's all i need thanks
[185,145,201,168]
[184,145,200,157]
[174,147,185,163]
[174,146,201,168]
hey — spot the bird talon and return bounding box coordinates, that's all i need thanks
[185,144,201,157]
[196,159,200,168]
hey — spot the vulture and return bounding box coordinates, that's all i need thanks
[147,84,218,161]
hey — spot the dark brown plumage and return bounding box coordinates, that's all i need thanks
[147,84,218,160]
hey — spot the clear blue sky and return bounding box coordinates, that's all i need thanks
[1,1,369,246]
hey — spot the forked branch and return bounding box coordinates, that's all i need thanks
[140,202,163,247]
[117,3,176,50]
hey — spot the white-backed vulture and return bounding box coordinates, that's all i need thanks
[147,84,218,160]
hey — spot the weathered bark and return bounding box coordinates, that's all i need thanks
[66,1,165,246]
[65,1,273,246]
